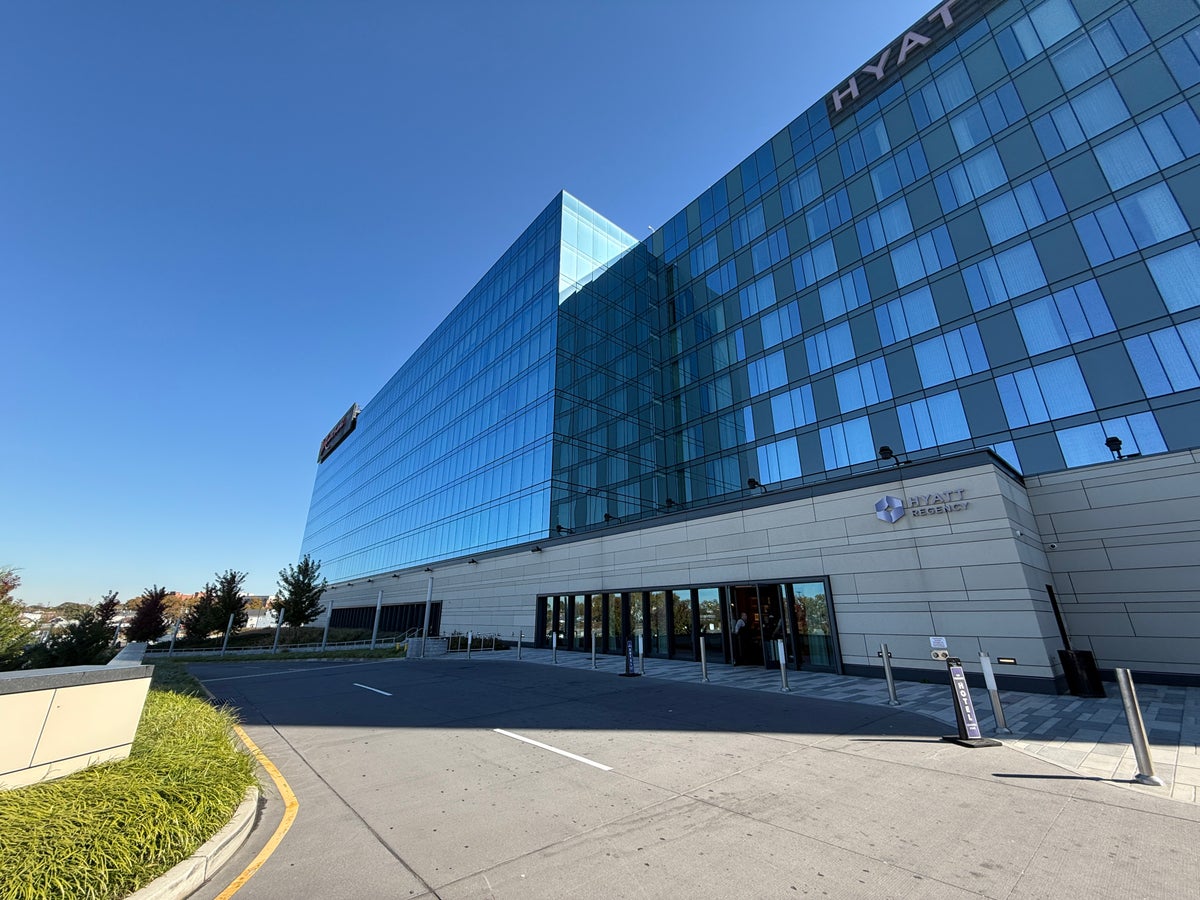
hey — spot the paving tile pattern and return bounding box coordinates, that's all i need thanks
[440,646,1200,805]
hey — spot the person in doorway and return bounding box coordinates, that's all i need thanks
[733,612,749,665]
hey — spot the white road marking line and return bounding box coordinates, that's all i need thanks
[353,683,392,696]
[492,728,612,771]
[199,662,389,683]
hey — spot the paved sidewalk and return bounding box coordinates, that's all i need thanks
[438,646,1200,805]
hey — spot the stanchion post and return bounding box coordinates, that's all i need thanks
[879,642,901,706]
[592,632,597,669]
[700,636,710,683]
[638,634,645,675]
[979,652,1012,734]
[370,590,383,651]
[518,630,523,661]
[1116,668,1166,786]
[466,630,473,660]
[777,639,791,692]
[552,632,558,664]
[220,614,235,658]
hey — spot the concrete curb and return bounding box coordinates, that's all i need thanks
[125,785,260,900]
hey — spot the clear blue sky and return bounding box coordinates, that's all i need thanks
[2,0,932,606]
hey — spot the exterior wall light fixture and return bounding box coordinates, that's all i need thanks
[555,524,575,535]
[878,445,908,467]
[747,477,767,494]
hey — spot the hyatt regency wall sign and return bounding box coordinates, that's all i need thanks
[875,489,968,523]
[317,403,360,463]
[825,0,998,124]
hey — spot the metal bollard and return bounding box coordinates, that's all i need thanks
[220,614,235,658]
[467,631,473,660]
[552,632,557,664]
[592,632,597,669]
[700,637,710,683]
[638,634,645,675]
[1115,668,1166,786]
[518,630,523,661]
[979,652,1013,734]
[777,639,791,692]
[879,642,901,706]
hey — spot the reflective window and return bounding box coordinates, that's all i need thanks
[1161,26,1200,89]
[997,357,1095,427]
[1015,280,1115,355]
[876,287,939,346]
[891,226,957,288]
[949,82,1025,153]
[818,267,871,322]
[770,385,817,432]
[935,146,1007,213]
[707,260,737,296]
[1033,80,1130,158]
[732,204,767,250]
[910,62,975,129]
[751,227,790,274]
[748,351,790,397]
[869,141,929,202]
[1075,183,1189,266]
[792,239,838,290]
[979,172,1066,245]
[689,236,718,275]
[782,165,823,216]
[963,241,1048,311]
[857,197,914,255]
[739,274,778,318]
[1147,242,1200,312]
[834,358,892,413]
[839,116,891,176]
[805,322,855,375]
[913,324,989,387]
[1126,321,1200,397]
[1057,413,1167,467]
[996,0,1083,69]
[757,437,803,483]
[1089,6,1150,67]
[1093,102,1200,192]
[897,390,971,450]
[819,416,875,469]
[805,189,852,240]
[760,302,802,350]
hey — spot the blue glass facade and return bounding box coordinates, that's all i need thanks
[304,0,1200,583]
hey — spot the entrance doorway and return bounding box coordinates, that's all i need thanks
[535,579,838,673]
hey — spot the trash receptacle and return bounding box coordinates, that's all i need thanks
[1058,649,1106,697]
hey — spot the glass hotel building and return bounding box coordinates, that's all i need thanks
[301,0,1200,689]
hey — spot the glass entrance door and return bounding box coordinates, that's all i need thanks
[789,581,838,672]
[730,585,762,666]
[757,584,788,669]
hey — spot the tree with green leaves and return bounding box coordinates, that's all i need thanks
[212,569,249,633]
[275,555,327,629]
[127,585,170,642]
[24,605,117,668]
[181,584,221,638]
[1,569,36,670]
[0,566,20,604]
[53,601,94,622]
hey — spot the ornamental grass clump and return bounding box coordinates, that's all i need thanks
[0,688,256,900]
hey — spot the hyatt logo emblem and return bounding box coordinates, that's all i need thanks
[875,495,906,524]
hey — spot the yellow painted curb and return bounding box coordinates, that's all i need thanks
[212,723,300,898]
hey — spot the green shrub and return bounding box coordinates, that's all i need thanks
[0,689,256,900]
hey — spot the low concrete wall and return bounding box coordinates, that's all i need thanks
[0,657,154,790]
